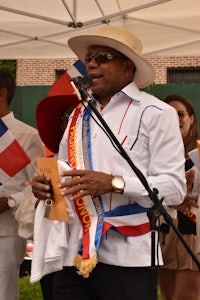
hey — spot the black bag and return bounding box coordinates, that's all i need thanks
[178,211,196,235]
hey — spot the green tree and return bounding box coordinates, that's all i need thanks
[0,60,16,79]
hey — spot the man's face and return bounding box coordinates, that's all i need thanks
[85,46,134,104]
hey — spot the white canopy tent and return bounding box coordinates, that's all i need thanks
[0,0,200,59]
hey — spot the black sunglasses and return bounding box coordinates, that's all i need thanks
[85,52,127,64]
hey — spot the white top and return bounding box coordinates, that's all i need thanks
[57,82,186,267]
[0,112,45,236]
[31,81,187,283]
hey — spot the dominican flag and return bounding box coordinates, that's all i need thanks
[67,59,86,79]
[36,59,86,155]
[0,119,31,184]
[47,60,86,98]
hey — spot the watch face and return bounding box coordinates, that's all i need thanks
[112,176,125,194]
[114,177,124,189]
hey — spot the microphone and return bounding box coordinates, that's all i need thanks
[71,75,92,89]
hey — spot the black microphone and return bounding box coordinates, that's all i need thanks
[71,75,92,89]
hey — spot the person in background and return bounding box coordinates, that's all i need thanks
[0,69,45,300]
[31,26,186,300]
[35,77,79,300]
[35,61,85,158]
[159,93,200,300]
[35,72,80,156]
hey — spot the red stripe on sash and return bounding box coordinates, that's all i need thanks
[68,104,92,260]
[102,221,150,236]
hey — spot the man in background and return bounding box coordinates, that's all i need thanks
[0,69,45,300]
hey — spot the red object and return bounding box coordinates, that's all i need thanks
[26,243,34,253]
[0,140,31,176]
[36,72,79,154]
[185,211,196,224]
[0,120,31,182]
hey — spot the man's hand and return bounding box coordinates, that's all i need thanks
[171,168,198,214]
[59,169,113,201]
[31,175,52,200]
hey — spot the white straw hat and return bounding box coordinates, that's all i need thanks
[68,25,155,88]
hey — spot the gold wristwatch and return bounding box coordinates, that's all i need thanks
[111,175,125,194]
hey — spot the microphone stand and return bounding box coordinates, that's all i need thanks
[71,82,200,300]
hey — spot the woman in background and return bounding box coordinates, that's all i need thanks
[159,94,200,300]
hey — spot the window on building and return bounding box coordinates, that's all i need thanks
[56,69,65,79]
[167,67,200,84]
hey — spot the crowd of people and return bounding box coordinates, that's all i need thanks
[0,25,200,300]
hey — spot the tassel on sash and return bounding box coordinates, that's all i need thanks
[74,252,97,278]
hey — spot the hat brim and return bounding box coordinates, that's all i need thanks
[68,35,155,88]
[36,95,79,153]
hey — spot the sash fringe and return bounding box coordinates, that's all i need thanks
[74,252,98,278]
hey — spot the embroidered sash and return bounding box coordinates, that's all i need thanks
[68,103,104,278]
[68,103,151,277]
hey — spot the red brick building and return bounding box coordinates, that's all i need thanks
[16,56,200,86]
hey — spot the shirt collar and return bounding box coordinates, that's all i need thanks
[91,81,141,107]
[121,81,141,103]
[2,111,14,124]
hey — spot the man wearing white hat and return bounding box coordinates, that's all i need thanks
[32,25,186,299]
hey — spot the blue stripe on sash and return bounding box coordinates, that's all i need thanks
[82,107,104,251]
[104,202,149,217]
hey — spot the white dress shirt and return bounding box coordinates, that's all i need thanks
[57,81,186,267]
